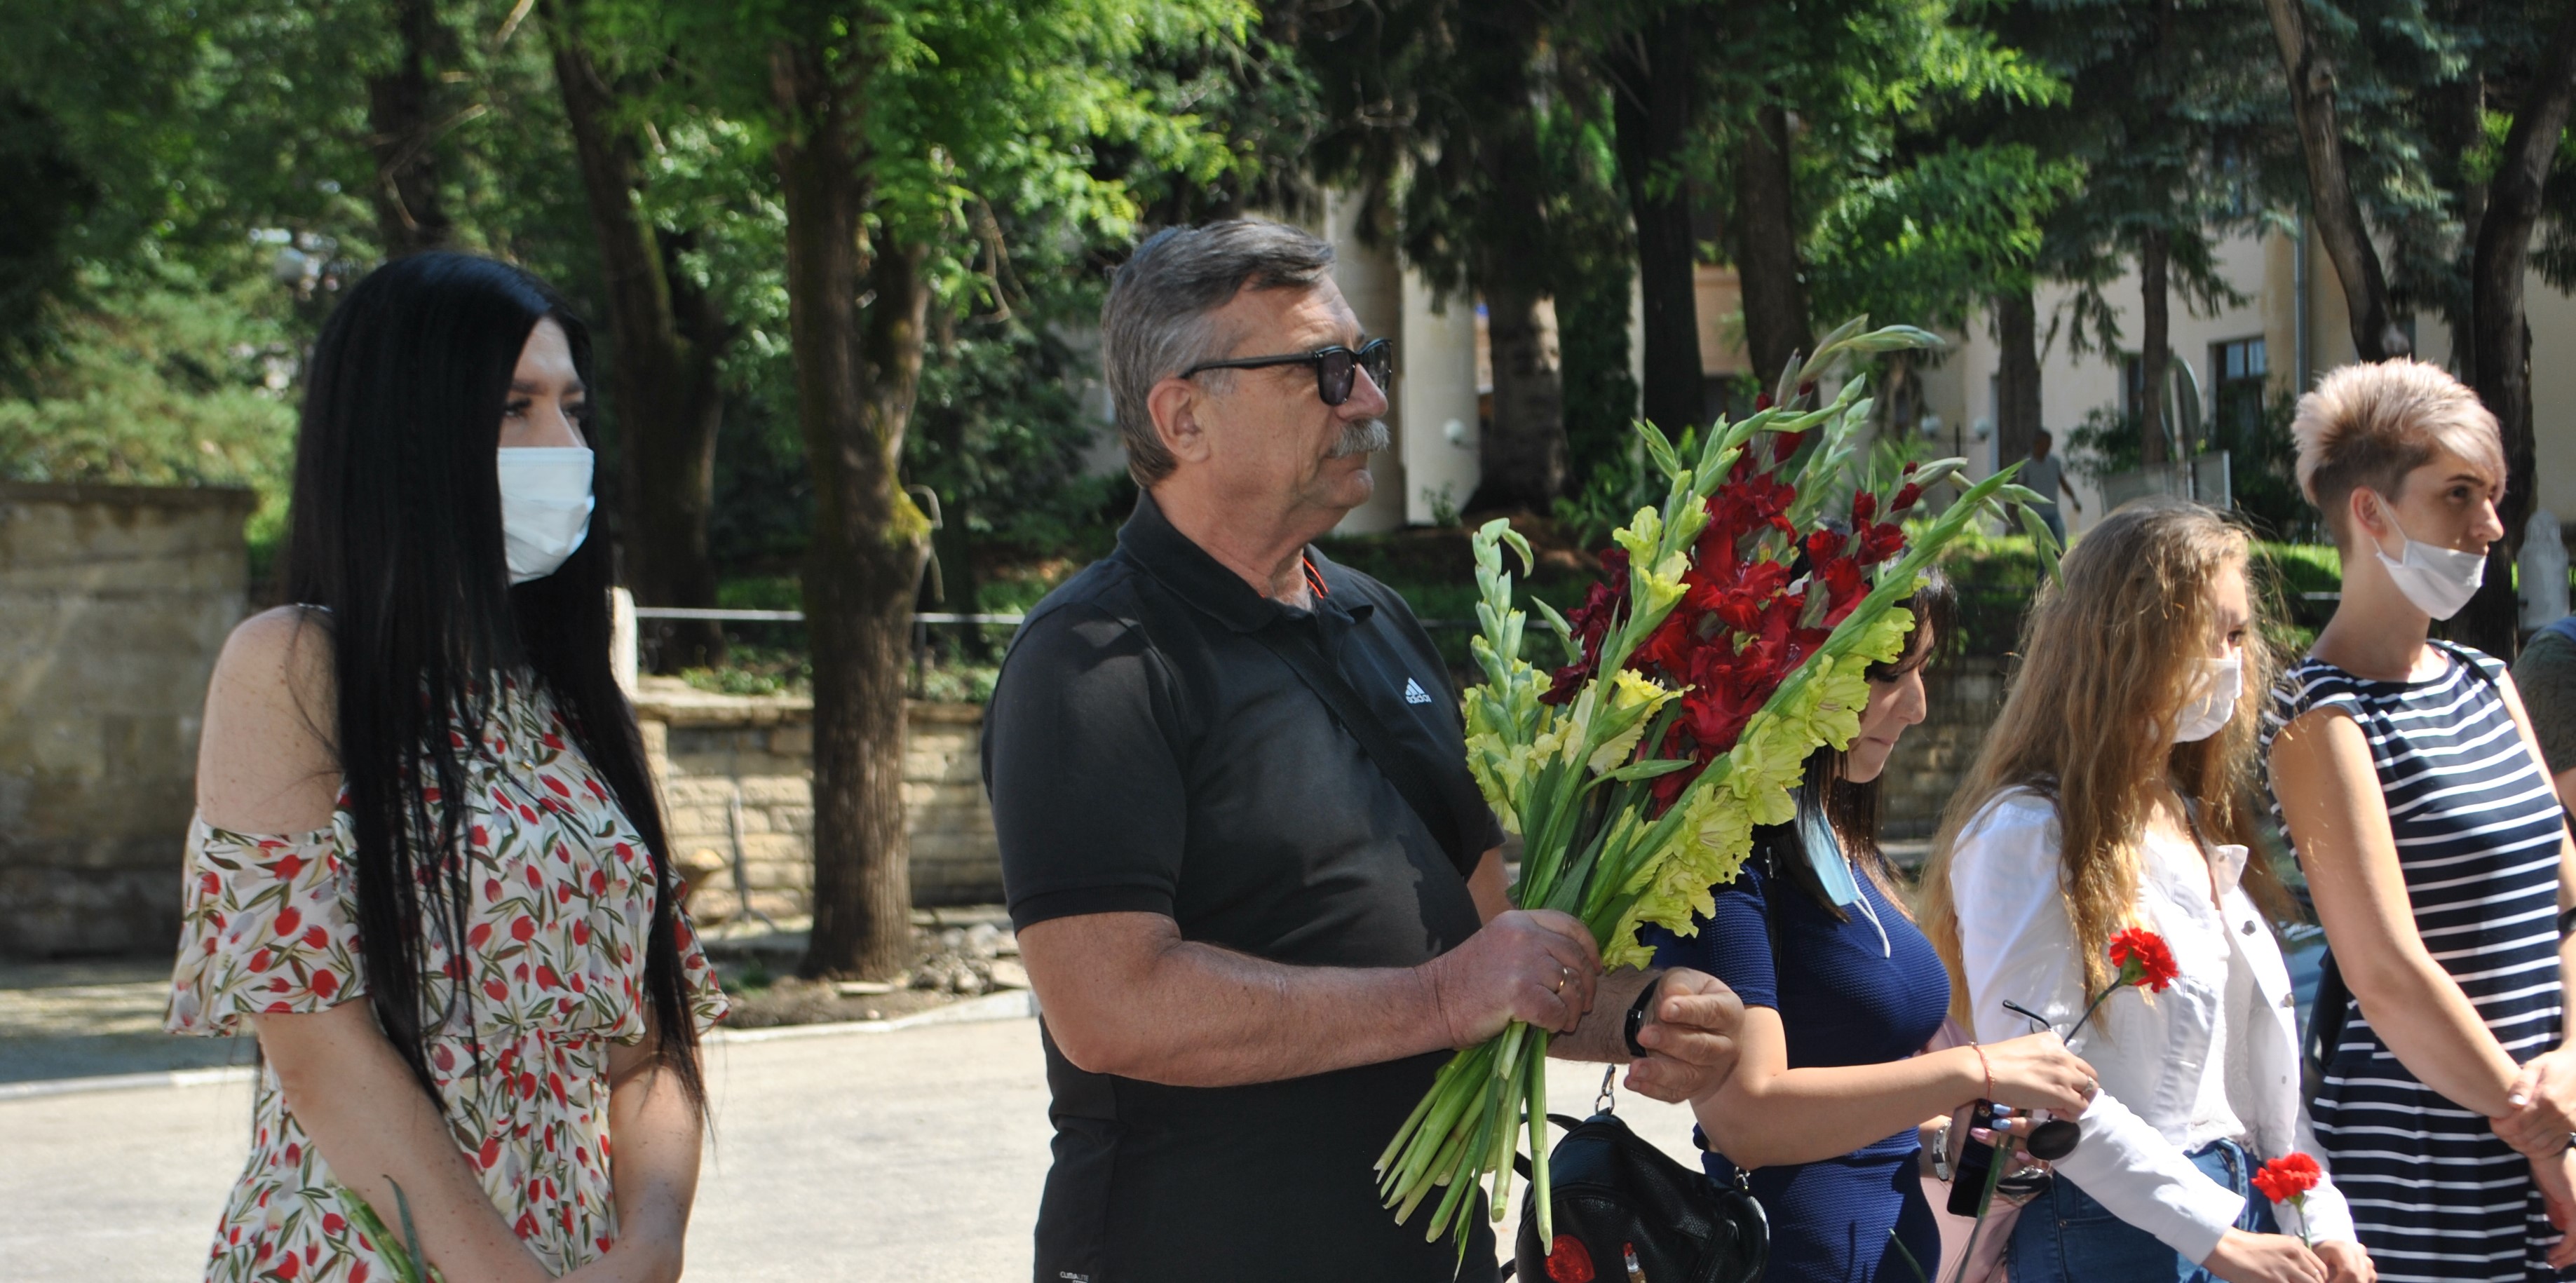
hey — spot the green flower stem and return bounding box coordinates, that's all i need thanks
[1888,1227,1932,1283]
[1946,1136,2014,1283]
[1526,1030,1553,1244]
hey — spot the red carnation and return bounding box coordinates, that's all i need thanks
[2251,1153,2320,1204]
[2251,1153,2323,1245]
[2108,928,2179,993]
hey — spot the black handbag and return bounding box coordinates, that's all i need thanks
[1511,1106,1768,1283]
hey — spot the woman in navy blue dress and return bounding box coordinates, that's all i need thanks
[1649,575,2098,1282]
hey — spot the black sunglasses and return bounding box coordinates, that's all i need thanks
[1180,337,1394,406]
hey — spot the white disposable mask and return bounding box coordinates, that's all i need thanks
[496,447,595,584]
[2367,495,2486,620]
[2172,652,2243,744]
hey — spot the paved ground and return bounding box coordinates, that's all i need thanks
[2,1013,1700,1282]
[0,958,255,1082]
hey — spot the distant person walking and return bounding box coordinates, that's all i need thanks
[2021,430,2082,545]
[166,253,727,1283]
[2264,360,2576,1281]
[981,219,1747,1283]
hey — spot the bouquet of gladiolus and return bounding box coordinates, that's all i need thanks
[1378,320,2063,1251]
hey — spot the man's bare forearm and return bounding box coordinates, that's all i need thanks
[1027,917,1450,1087]
[1549,967,1658,1064]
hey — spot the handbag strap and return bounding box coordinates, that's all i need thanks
[1247,619,1473,871]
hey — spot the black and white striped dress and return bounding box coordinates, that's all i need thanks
[2265,646,2570,1282]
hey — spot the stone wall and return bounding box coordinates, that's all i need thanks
[632,679,1001,923]
[0,482,256,957]
[1880,653,2011,841]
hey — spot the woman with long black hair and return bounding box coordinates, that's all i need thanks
[1646,573,2100,1282]
[166,252,726,1283]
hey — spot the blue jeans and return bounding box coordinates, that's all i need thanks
[2005,1139,2280,1283]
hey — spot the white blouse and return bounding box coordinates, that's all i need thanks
[1948,789,2357,1263]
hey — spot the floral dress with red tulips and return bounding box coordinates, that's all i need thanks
[165,676,727,1283]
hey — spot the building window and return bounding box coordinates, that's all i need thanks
[2211,337,2267,445]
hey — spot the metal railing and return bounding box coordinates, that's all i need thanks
[633,607,1029,625]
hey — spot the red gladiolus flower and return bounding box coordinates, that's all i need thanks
[2108,928,2180,993]
[1851,491,1878,525]
[1892,482,1925,512]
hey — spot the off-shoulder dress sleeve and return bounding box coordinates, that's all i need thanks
[167,813,367,1036]
[671,910,731,1033]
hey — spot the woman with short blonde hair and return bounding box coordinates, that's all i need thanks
[1923,501,2368,1283]
[2265,360,2576,1280]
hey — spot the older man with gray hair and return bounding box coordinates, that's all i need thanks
[981,218,1746,1283]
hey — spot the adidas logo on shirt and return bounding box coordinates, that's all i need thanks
[1402,677,1433,705]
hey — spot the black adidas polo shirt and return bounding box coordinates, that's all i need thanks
[982,490,1505,1283]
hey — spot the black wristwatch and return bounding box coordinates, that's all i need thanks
[1623,971,1667,1059]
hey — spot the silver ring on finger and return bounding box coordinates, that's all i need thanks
[1555,965,1571,993]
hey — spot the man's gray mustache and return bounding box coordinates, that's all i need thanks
[1327,419,1391,459]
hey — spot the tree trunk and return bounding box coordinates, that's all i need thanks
[1608,10,1704,433]
[1460,12,1566,510]
[2456,1,2576,656]
[2138,227,2171,467]
[1478,281,1566,509]
[1995,288,2042,466]
[366,0,453,254]
[1735,99,1813,390]
[545,1,728,669]
[2263,0,2411,361]
[771,37,926,981]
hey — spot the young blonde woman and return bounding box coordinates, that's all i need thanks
[2265,360,2576,1281]
[1923,501,2371,1283]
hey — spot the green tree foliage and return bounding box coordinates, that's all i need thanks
[591,0,1255,977]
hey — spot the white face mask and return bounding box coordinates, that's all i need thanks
[496,447,595,584]
[2172,652,2244,744]
[2367,494,2486,620]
